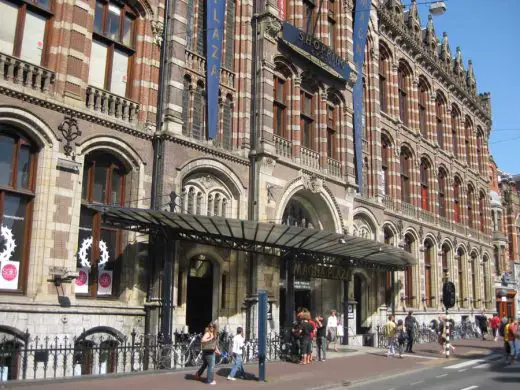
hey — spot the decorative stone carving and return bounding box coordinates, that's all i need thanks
[58,115,81,158]
[302,173,323,194]
[264,15,282,40]
[199,175,215,189]
[151,20,164,46]
[348,68,358,87]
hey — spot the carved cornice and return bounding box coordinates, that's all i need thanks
[377,8,491,124]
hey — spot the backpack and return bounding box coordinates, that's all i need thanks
[499,322,505,337]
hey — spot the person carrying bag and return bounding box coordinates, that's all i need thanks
[195,322,220,385]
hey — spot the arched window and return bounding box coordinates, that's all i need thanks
[327,103,338,159]
[400,147,412,204]
[90,1,137,97]
[223,0,235,69]
[327,0,337,50]
[79,152,127,297]
[451,106,459,158]
[478,192,486,233]
[457,248,465,307]
[1,0,53,67]
[182,76,191,135]
[398,64,409,126]
[192,82,205,140]
[282,198,315,228]
[418,80,429,137]
[470,253,477,306]
[384,226,395,306]
[273,75,288,138]
[222,95,233,150]
[464,118,473,167]
[482,256,489,307]
[436,94,446,149]
[438,169,447,218]
[0,129,38,292]
[185,0,194,50]
[207,193,213,216]
[467,185,475,228]
[403,234,415,306]
[420,159,430,211]
[195,0,205,55]
[493,246,500,275]
[300,87,315,150]
[476,128,484,174]
[381,134,391,196]
[453,177,462,223]
[441,244,450,281]
[379,45,390,113]
[424,240,433,307]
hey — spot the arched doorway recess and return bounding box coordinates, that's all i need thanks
[186,257,214,333]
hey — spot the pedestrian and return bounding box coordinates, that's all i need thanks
[315,314,327,362]
[384,315,396,357]
[404,311,418,353]
[514,319,520,361]
[227,326,245,381]
[308,315,318,362]
[504,317,513,364]
[490,313,501,341]
[195,322,220,385]
[300,311,314,365]
[476,312,488,340]
[327,309,339,351]
[396,319,406,358]
[506,317,517,363]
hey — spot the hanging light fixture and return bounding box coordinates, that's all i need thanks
[429,1,447,16]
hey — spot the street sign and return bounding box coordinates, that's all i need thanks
[442,281,456,309]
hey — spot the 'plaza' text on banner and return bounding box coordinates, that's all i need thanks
[353,0,371,193]
[206,0,226,140]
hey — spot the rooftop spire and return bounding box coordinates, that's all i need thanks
[466,59,476,94]
[440,32,451,65]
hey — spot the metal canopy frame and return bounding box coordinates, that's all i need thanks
[86,204,415,271]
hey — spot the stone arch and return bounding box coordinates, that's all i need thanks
[77,135,145,170]
[441,238,455,252]
[437,162,450,176]
[456,242,469,255]
[418,74,432,91]
[127,0,154,18]
[436,89,448,104]
[398,58,414,78]
[400,142,416,161]
[0,325,28,343]
[276,177,343,233]
[353,208,379,240]
[76,326,126,343]
[379,40,393,61]
[382,221,399,245]
[423,233,438,248]
[381,129,395,146]
[273,55,298,78]
[0,105,56,147]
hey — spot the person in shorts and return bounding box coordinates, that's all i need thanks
[299,311,314,364]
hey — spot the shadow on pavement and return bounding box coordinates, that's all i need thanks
[215,368,258,381]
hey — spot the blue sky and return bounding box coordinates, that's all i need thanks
[411,0,520,174]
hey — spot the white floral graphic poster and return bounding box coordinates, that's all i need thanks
[97,270,113,296]
[74,268,89,294]
[0,261,19,290]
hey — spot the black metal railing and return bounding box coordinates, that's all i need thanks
[0,330,283,383]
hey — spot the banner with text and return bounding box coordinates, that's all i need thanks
[353,0,371,193]
[206,0,226,140]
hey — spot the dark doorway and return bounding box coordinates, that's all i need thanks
[354,274,363,334]
[186,259,213,334]
[295,289,311,311]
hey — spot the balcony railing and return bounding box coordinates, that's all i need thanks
[300,146,320,170]
[86,86,139,124]
[273,134,292,158]
[0,52,55,94]
[401,201,417,218]
[419,209,435,224]
[185,50,235,88]
[327,157,341,177]
[438,215,452,230]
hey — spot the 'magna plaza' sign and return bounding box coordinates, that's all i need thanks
[281,22,351,81]
[293,262,350,281]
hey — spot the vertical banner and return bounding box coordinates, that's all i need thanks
[352,0,371,193]
[0,261,19,290]
[206,0,227,140]
[278,0,286,20]
[97,270,113,296]
[74,268,89,294]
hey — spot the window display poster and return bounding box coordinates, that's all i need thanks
[97,270,113,296]
[0,260,19,290]
[74,268,89,294]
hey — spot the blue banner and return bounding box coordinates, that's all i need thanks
[353,0,371,193]
[206,0,226,140]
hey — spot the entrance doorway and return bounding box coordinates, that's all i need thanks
[354,274,363,334]
[186,259,213,334]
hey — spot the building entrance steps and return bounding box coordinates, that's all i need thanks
[8,339,499,390]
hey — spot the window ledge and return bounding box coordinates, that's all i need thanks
[0,52,55,96]
[86,85,140,124]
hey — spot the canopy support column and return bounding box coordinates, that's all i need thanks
[342,277,349,345]
[285,256,295,330]
[160,235,175,343]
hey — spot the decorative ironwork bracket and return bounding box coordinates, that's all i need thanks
[58,115,81,158]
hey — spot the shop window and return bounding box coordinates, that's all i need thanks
[0,129,37,292]
[89,0,136,97]
[470,254,477,306]
[0,0,52,66]
[77,152,127,297]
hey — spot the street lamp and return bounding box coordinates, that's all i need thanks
[429,1,447,16]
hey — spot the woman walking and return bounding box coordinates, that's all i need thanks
[327,310,339,351]
[195,322,220,385]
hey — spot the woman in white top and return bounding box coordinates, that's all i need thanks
[327,310,339,352]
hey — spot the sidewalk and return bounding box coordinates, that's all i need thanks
[6,338,499,390]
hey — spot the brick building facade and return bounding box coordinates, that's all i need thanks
[0,0,498,368]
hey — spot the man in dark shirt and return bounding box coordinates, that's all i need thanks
[404,311,418,353]
[315,314,327,361]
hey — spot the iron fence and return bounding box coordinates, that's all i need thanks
[0,330,283,383]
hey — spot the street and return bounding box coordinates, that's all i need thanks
[4,339,517,390]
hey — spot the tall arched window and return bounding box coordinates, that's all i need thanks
[476,128,484,174]
[222,95,233,150]
[467,185,475,228]
[400,147,412,204]
[457,248,465,307]
[192,82,205,140]
[424,240,433,307]
[273,75,288,138]
[453,176,462,223]
[420,159,430,211]
[441,244,450,281]
[327,103,338,159]
[0,129,38,292]
[327,0,337,49]
[379,45,390,113]
[438,168,447,218]
[398,64,409,126]
[384,226,395,306]
[482,256,489,307]
[223,0,235,69]
[90,0,137,97]
[300,87,315,150]
[418,80,429,137]
[404,234,415,306]
[470,253,477,306]
[436,94,446,149]
[182,75,191,135]
[79,152,127,297]
[451,106,460,158]
[195,0,205,55]
[493,245,500,275]
[478,191,486,233]
[381,134,391,196]
[464,117,473,167]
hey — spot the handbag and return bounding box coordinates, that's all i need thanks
[201,337,217,352]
